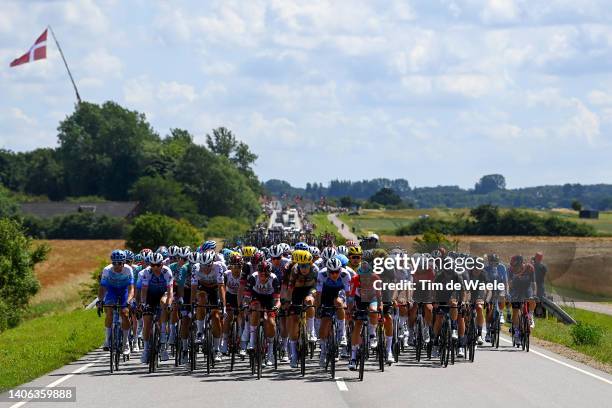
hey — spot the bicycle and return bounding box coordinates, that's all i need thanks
[97,302,127,373]
[437,307,454,368]
[142,304,163,374]
[198,304,220,374]
[391,306,401,363]
[465,303,477,362]
[227,305,246,372]
[319,305,345,379]
[292,303,316,377]
[414,302,432,362]
[352,308,371,381]
[248,306,278,379]
[512,301,531,352]
[487,301,501,349]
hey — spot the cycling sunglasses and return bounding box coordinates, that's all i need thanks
[271,256,282,260]
[329,270,340,274]
[112,261,124,266]
[298,263,310,268]
[151,263,162,268]
[350,255,362,259]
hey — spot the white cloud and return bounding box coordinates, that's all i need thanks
[480,0,520,24]
[82,49,123,77]
[157,81,197,103]
[588,90,612,106]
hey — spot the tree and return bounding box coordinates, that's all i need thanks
[126,214,202,251]
[474,174,506,194]
[175,145,260,222]
[339,196,356,208]
[0,218,48,330]
[57,101,160,199]
[23,148,65,200]
[0,186,19,219]
[129,175,199,222]
[571,200,583,211]
[369,188,402,206]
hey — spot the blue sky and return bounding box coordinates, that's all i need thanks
[1,0,612,189]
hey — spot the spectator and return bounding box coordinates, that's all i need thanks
[533,252,547,299]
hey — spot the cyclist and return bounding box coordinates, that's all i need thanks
[372,248,397,364]
[346,245,364,278]
[174,248,194,364]
[124,250,140,352]
[484,253,507,342]
[243,260,281,367]
[460,260,487,357]
[221,252,244,355]
[287,250,319,368]
[337,245,349,258]
[432,257,462,358]
[140,252,174,363]
[269,244,291,361]
[98,250,134,356]
[347,249,381,370]
[310,246,323,268]
[316,257,351,367]
[167,245,185,346]
[508,255,536,345]
[238,245,258,349]
[192,251,226,362]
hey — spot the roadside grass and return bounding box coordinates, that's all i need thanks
[547,284,612,302]
[531,307,612,365]
[337,208,612,236]
[309,213,346,244]
[0,309,103,392]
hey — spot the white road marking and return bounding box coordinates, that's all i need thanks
[9,355,104,408]
[335,377,348,391]
[500,337,612,386]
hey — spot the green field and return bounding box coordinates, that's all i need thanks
[339,208,612,236]
[0,309,103,392]
[531,307,612,365]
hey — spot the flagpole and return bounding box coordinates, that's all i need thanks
[48,25,82,104]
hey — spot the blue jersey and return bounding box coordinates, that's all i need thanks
[485,263,507,282]
[141,266,173,295]
[100,264,134,292]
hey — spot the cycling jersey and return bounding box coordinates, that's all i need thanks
[509,264,535,302]
[224,270,242,296]
[174,262,192,288]
[462,269,489,302]
[100,264,134,306]
[349,262,381,304]
[141,266,173,295]
[316,267,351,304]
[412,268,435,303]
[191,262,225,288]
[433,269,461,305]
[288,264,319,289]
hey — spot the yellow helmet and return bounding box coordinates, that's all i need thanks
[242,246,257,257]
[348,246,363,256]
[292,250,313,264]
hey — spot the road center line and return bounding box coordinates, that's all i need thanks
[335,377,348,391]
[499,337,612,386]
[9,355,104,408]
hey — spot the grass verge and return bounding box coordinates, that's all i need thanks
[0,309,103,392]
[531,307,612,365]
[309,213,346,244]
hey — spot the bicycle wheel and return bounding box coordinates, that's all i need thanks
[149,323,157,373]
[174,321,182,367]
[358,327,366,381]
[109,326,115,373]
[115,327,121,370]
[415,316,423,362]
[329,330,337,378]
[523,315,530,352]
[230,319,237,372]
[393,321,400,363]
[256,324,264,380]
[189,321,196,372]
[205,324,213,374]
[377,325,385,372]
[299,325,307,377]
[494,314,500,349]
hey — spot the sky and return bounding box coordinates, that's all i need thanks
[1,0,612,189]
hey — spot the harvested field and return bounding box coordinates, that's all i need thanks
[382,235,612,298]
[31,240,124,307]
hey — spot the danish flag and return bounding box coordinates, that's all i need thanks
[10,29,48,67]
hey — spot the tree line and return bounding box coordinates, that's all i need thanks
[264,174,612,210]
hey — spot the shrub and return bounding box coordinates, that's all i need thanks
[412,231,459,254]
[125,213,202,251]
[570,322,604,346]
[0,218,48,331]
[22,213,125,239]
[204,216,250,239]
[78,260,107,306]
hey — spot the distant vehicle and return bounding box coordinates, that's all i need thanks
[419,214,430,219]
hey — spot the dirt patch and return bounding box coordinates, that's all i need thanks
[382,235,612,297]
[32,240,124,304]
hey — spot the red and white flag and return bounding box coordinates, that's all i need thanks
[10,29,48,67]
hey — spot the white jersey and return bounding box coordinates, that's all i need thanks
[224,270,242,295]
[141,265,173,294]
[191,261,225,287]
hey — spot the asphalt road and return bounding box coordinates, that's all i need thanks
[2,334,610,408]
